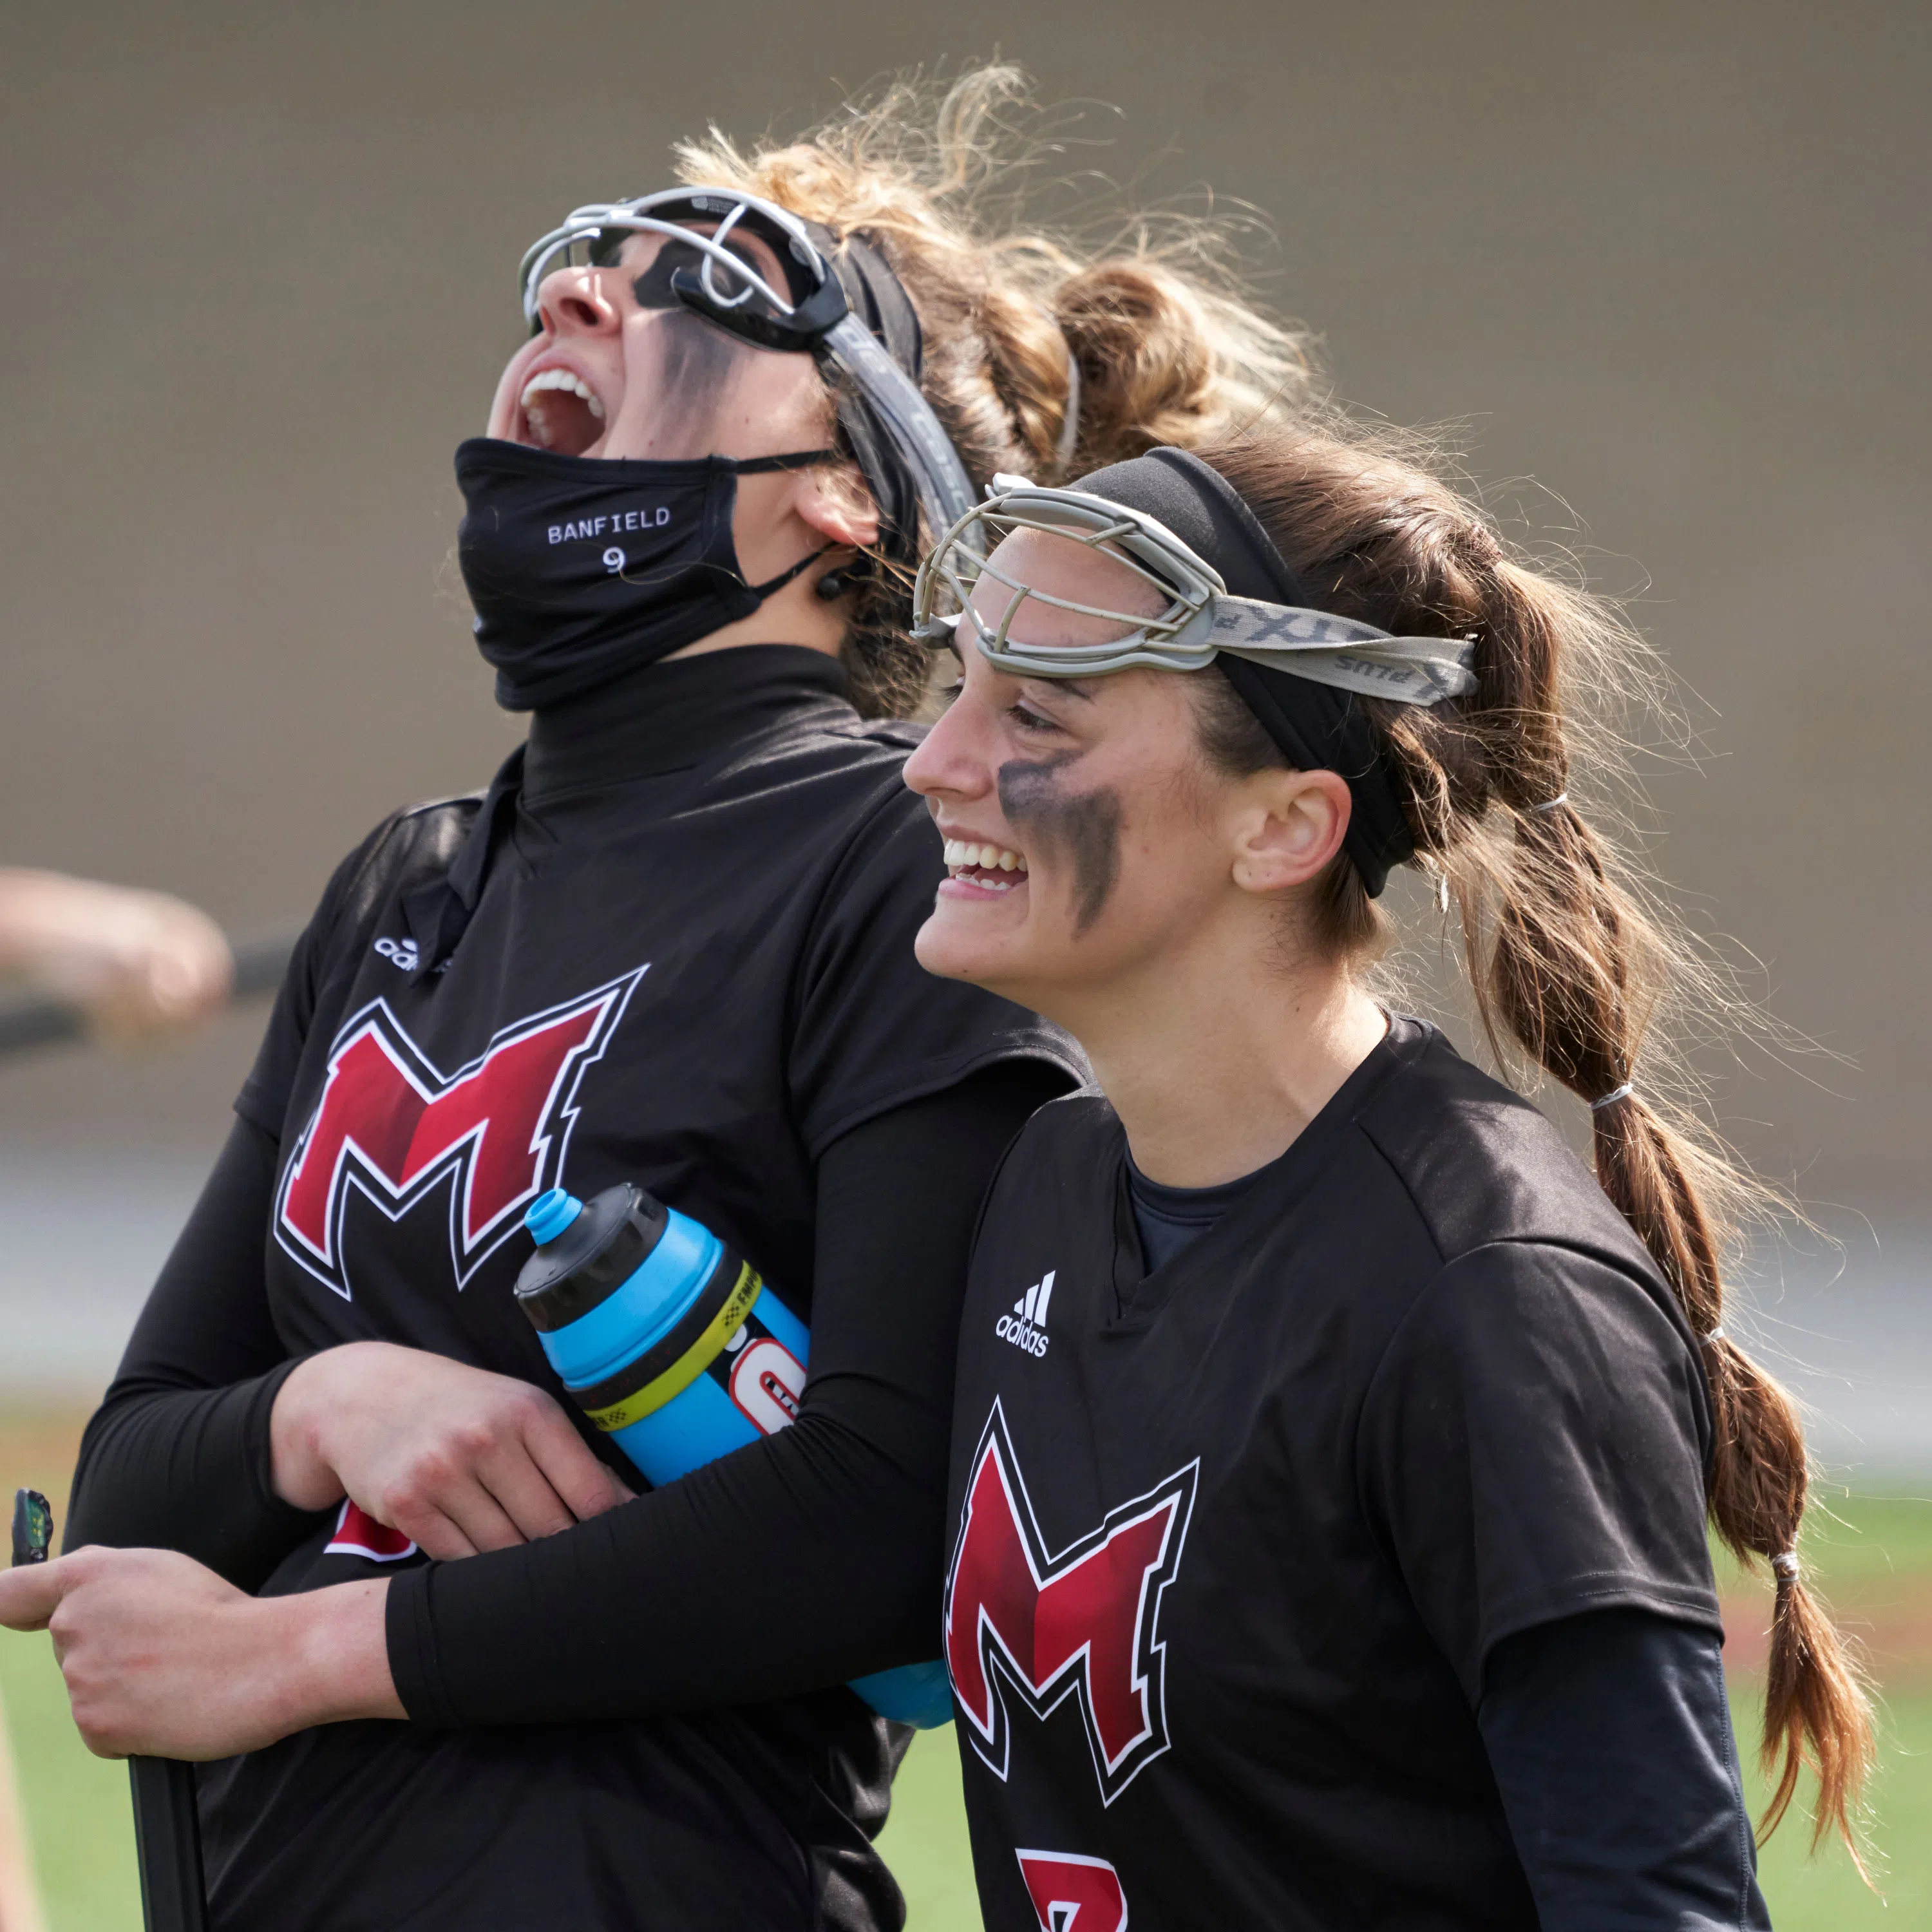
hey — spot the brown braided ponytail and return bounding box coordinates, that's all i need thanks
[1192,423,1874,1855]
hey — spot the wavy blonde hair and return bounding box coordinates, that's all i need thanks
[674,64,1314,714]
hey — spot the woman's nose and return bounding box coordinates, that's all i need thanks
[904,692,993,802]
[535,265,621,339]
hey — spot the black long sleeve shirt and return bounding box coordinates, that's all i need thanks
[66,645,1086,1932]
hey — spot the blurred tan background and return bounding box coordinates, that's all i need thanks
[1,1,1926,1446]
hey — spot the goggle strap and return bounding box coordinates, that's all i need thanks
[821,316,981,555]
[519,193,976,561]
[1214,643,1476,706]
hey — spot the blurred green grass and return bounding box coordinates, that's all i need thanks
[3,1407,1927,1929]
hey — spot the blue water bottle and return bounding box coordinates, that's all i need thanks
[514,1182,954,1728]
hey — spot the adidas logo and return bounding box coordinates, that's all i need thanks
[994,1270,1056,1358]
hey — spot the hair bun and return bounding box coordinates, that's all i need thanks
[971,285,1084,480]
[1051,262,1218,471]
[672,62,1310,714]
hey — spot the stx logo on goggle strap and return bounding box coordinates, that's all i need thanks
[275,968,647,1298]
[945,1401,1197,1805]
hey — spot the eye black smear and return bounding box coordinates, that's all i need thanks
[998,754,1122,936]
[647,308,741,450]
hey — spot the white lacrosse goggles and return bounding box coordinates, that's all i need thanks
[913,475,1479,706]
[518,187,979,550]
[520,187,822,336]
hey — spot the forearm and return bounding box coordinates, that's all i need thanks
[386,1060,1063,1726]
[0,869,231,1034]
[276,1579,406,1730]
[390,1406,938,1726]
[1479,1608,1770,1931]
[0,867,66,971]
[68,1366,314,1581]
[0,1549,400,1759]
[187,1575,406,1748]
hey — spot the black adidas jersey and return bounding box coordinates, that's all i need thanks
[943,1018,1721,1931]
[202,648,1079,1929]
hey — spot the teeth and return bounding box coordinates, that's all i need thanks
[520,368,605,420]
[943,838,1028,876]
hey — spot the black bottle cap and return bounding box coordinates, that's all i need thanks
[513,1182,669,1332]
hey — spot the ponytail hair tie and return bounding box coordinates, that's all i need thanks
[1703,1325,1725,1346]
[1532,793,1569,814]
[1590,1082,1634,1111]
[1772,1550,1802,1582]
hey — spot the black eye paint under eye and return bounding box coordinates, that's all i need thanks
[625,241,744,446]
[998,752,1122,936]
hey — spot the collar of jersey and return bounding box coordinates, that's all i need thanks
[1106,1015,1426,1327]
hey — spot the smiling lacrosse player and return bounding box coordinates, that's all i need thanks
[907,438,1869,1931]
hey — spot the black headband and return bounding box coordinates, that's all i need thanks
[1074,446,1416,895]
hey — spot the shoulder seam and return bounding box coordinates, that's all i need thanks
[1352,1233,1698,1511]
[320,793,485,961]
[391,790,488,823]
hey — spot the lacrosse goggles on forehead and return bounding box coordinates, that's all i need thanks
[519,187,980,556]
[913,475,1479,706]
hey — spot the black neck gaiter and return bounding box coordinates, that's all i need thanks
[524,645,852,801]
[401,646,855,980]
[455,438,835,712]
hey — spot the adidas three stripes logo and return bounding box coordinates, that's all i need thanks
[995,1270,1056,1358]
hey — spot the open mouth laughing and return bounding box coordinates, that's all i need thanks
[518,363,609,457]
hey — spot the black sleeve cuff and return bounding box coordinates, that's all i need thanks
[243,1356,308,1515]
[66,1364,321,1587]
[385,1561,453,1726]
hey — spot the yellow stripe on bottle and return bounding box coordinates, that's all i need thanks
[582,1263,764,1433]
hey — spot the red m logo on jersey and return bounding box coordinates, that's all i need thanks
[1016,1851,1128,1932]
[945,1401,1196,1804]
[275,969,645,1297]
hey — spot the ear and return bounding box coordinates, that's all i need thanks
[792,462,881,553]
[1229,768,1352,895]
